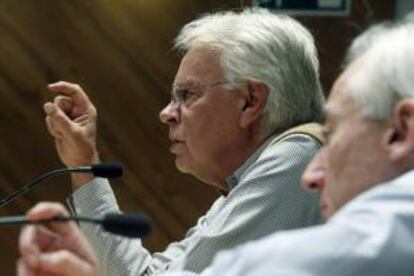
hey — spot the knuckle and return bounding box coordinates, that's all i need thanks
[33,202,68,215]
[49,203,69,214]
[58,250,72,261]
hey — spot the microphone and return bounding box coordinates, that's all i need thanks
[0,162,123,208]
[0,212,151,238]
[69,163,123,178]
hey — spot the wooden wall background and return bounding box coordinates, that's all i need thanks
[0,1,394,274]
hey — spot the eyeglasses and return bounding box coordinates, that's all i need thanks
[170,80,230,109]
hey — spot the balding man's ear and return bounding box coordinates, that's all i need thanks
[385,100,414,162]
[240,81,269,128]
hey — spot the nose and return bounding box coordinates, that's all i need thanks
[302,149,326,192]
[159,102,180,124]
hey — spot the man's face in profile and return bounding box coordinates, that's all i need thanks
[159,47,248,189]
[302,61,390,219]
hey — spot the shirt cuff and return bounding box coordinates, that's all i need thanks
[66,178,119,216]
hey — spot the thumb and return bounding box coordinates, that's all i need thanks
[44,102,76,138]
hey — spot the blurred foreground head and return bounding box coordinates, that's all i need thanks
[303,23,414,218]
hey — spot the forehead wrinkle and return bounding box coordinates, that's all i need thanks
[173,78,200,88]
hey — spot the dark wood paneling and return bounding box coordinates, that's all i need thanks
[0,1,393,275]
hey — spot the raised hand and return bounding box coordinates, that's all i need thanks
[45,81,100,187]
[45,81,99,167]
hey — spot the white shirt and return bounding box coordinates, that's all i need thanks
[163,170,414,276]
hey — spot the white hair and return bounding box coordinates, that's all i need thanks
[343,21,394,67]
[174,8,324,135]
[348,25,414,119]
[402,10,414,23]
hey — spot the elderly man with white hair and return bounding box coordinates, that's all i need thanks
[17,8,325,276]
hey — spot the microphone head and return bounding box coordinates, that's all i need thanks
[102,213,151,238]
[91,163,123,178]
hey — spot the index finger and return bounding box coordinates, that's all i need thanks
[47,81,91,108]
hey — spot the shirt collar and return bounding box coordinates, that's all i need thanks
[225,134,276,192]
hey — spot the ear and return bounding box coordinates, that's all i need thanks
[384,100,414,162]
[239,81,269,128]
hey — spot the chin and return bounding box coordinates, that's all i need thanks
[174,158,191,174]
[320,204,334,220]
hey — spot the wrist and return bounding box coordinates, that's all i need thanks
[71,174,95,190]
[69,153,100,190]
[65,150,100,168]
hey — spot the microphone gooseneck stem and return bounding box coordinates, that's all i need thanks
[0,212,151,238]
[0,168,88,208]
[0,215,101,225]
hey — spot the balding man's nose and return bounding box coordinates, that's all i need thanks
[302,150,326,192]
